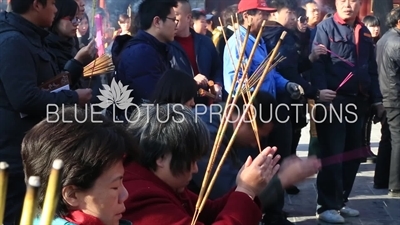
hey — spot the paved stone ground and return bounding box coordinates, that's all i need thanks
[285,124,400,225]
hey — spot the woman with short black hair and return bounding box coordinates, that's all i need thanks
[363,15,381,44]
[151,69,197,107]
[122,104,280,225]
[22,107,138,225]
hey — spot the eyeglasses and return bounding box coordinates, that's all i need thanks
[298,16,309,24]
[166,17,179,25]
[62,16,81,25]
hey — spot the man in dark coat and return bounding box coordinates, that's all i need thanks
[311,0,384,223]
[375,7,400,198]
[0,0,92,224]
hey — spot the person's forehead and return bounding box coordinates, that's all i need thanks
[307,3,319,9]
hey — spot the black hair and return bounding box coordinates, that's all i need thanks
[222,4,238,26]
[126,104,209,176]
[192,10,206,21]
[49,0,79,34]
[387,7,400,28]
[119,13,130,23]
[78,13,90,45]
[11,0,47,14]
[295,6,307,18]
[363,15,380,27]
[21,106,139,216]
[151,69,197,105]
[300,0,317,8]
[268,0,298,11]
[323,12,333,20]
[239,9,258,25]
[138,0,178,30]
[232,91,278,126]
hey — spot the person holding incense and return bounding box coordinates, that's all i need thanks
[190,91,321,225]
[46,0,101,93]
[22,106,137,225]
[0,0,93,223]
[122,104,281,225]
[170,0,224,105]
[311,0,384,223]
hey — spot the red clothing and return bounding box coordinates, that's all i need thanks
[64,210,105,225]
[63,210,132,225]
[175,35,199,75]
[122,162,262,225]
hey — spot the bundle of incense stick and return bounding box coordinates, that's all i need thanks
[20,176,41,225]
[198,80,218,100]
[198,88,216,99]
[39,159,64,225]
[83,54,115,77]
[219,17,263,153]
[191,17,287,223]
[0,162,9,225]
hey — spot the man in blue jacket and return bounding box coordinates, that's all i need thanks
[311,0,384,223]
[223,0,301,101]
[170,0,224,104]
[116,0,178,104]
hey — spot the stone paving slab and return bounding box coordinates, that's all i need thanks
[284,124,400,225]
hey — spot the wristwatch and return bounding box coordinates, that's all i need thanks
[315,90,320,100]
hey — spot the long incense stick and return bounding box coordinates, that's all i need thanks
[191,24,252,225]
[314,42,354,67]
[39,159,64,225]
[20,176,41,225]
[197,31,287,216]
[0,162,9,225]
[223,14,266,152]
[335,72,353,91]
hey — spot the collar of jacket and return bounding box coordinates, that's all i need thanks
[264,20,283,28]
[136,29,170,55]
[170,28,204,49]
[46,32,76,55]
[63,210,132,225]
[333,12,363,26]
[3,12,49,48]
[392,27,400,35]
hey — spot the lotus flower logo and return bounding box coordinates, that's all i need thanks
[96,78,134,110]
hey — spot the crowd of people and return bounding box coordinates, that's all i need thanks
[0,0,399,224]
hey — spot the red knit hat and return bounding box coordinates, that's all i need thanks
[238,0,277,13]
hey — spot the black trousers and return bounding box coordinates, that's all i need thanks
[3,172,25,225]
[315,96,366,213]
[374,118,392,187]
[384,107,400,190]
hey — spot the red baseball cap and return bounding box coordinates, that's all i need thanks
[238,0,276,13]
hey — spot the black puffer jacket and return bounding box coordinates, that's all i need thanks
[376,28,400,108]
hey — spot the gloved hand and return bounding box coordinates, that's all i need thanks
[286,82,302,100]
[372,103,386,124]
